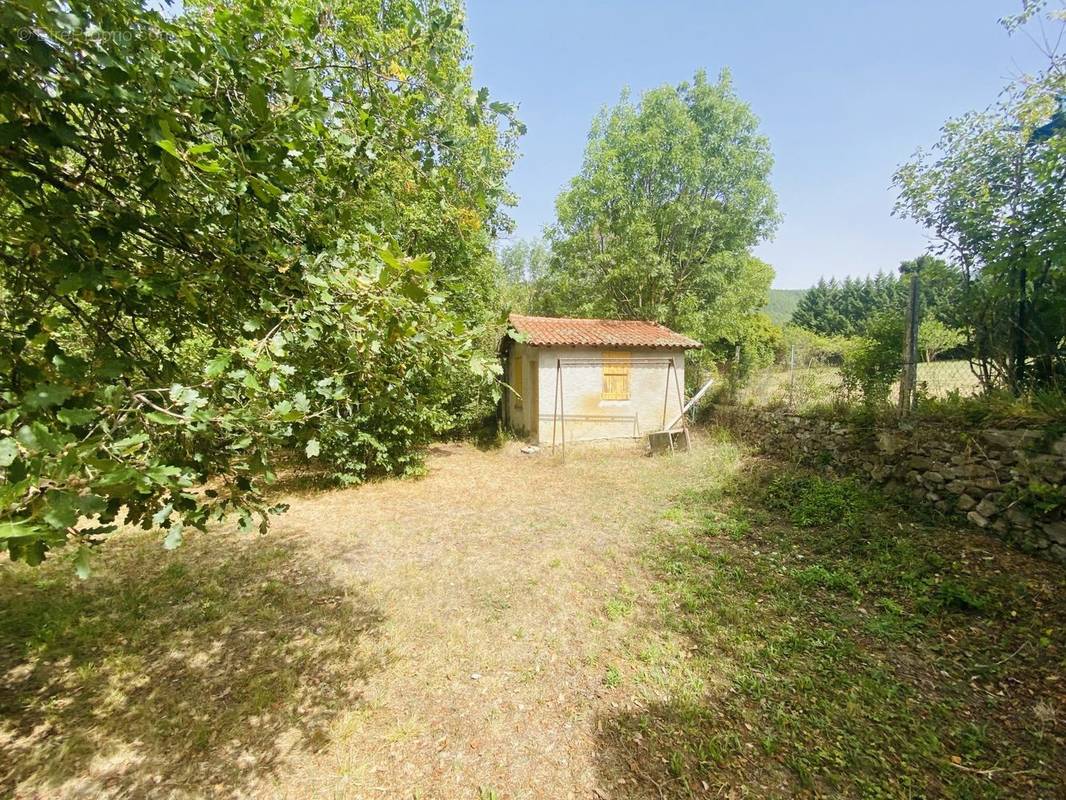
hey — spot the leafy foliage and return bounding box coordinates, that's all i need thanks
[498,237,551,285]
[790,273,906,338]
[496,236,550,313]
[777,324,851,366]
[900,255,968,326]
[0,0,519,567]
[765,473,869,529]
[894,10,1066,394]
[918,318,966,363]
[535,69,779,364]
[732,313,781,375]
[839,312,905,406]
[789,257,963,339]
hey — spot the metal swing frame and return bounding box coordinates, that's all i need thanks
[549,355,689,456]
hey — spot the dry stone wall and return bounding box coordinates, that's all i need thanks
[711,405,1066,564]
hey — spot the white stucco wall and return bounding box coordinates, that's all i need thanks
[506,345,687,445]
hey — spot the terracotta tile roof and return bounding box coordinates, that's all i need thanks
[507,314,702,349]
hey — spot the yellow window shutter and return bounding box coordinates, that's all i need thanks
[602,351,631,400]
[512,355,523,405]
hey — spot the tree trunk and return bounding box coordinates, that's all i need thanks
[1011,264,1028,394]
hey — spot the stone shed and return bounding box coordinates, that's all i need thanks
[501,314,702,446]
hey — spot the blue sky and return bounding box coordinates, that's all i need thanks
[465,0,1045,288]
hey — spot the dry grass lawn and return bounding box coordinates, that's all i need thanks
[2,434,1064,799]
[273,440,722,798]
[1,439,731,798]
[738,359,983,408]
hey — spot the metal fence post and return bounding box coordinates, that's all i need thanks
[788,344,796,409]
[898,273,920,414]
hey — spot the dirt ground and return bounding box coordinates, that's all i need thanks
[1,439,731,799]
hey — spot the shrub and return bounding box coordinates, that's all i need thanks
[764,474,870,529]
[839,312,904,406]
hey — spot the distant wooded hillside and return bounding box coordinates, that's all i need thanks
[763,289,807,325]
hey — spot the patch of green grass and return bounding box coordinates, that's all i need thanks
[599,463,1066,798]
[792,563,861,598]
[637,642,661,663]
[604,586,636,621]
[705,513,751,540]
[603,665,622,688]
[662,507,687,523]
[923,578,991,614]
[765,472,874,529]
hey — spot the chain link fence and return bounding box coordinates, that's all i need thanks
[732,350,987,411]
[728,272,1062,412]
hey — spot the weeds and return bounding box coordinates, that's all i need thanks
[764,472,871,529]
[604,586,636,621]
[600,460,1066,798]
[603,665,622,688]
[792,563,861,598]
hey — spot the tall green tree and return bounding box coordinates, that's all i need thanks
[899,255,966,327]
[536,70,779,363]
[498,237,551,285]
[496,237,550,313]
[791,258,964,340]
[894,6,1065,392]
[0,0,520,568]
[791,274,905,337]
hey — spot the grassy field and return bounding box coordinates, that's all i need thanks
[1,436,1063,798]
[738,359,983,408]
[612,453,1066,797]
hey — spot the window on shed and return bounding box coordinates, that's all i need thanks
[511,355,523,407]
[602,351,631,400]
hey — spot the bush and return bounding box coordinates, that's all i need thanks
[764,474,870,529]
[840,312,904,406]
[778,325,852,367]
